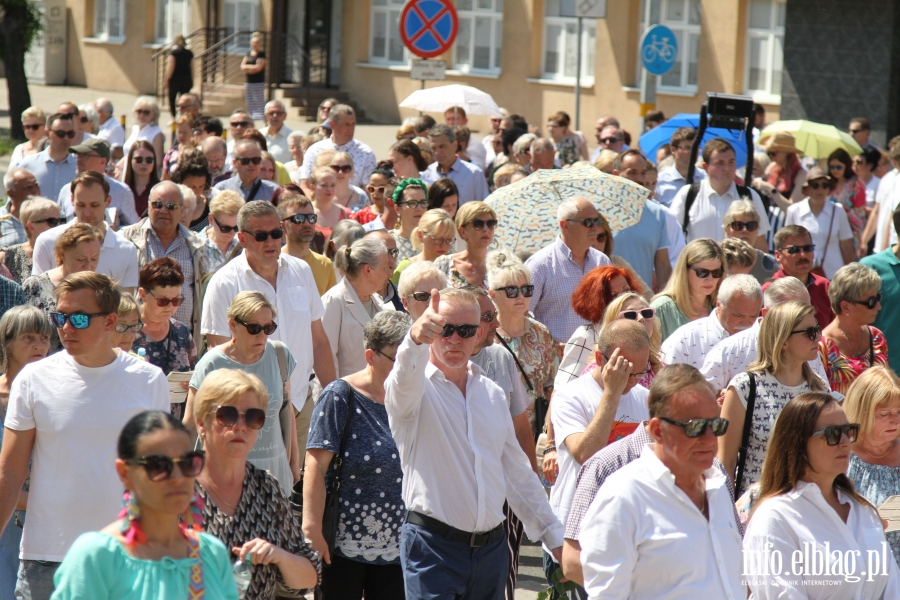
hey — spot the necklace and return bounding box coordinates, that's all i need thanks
[865,441,894,459]
[204,478,239,511]
[835,322,869,357]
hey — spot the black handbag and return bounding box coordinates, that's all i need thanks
[734,372,757,499]
[495,332,548,442]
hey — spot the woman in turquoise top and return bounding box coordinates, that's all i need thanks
[51,410,238,599]
[651,238,726,342]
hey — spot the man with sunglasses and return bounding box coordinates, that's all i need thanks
[386,287,563,600]
[0,272,169,600]
[18,113,77,203]
[576,364,745,599]
[0,168,39,247]
[57,138,141,226]
[764,224,835,328]
[213,139,278,201]
[262,100,293,164]
[225,108,253,158]
[421,124,489,205]
[278,194,336,296]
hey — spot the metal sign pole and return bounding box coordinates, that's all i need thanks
[575,16,583,132]
[639,66,656,134]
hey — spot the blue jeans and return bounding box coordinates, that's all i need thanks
[400,522,508,600]
[0,512,24,598]
[14,559,59,600]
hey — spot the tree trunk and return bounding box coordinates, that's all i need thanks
[0,2,33,141]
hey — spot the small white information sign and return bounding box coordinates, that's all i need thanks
[410,59,447,81]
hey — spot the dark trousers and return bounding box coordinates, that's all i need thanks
[167,83,191,118]
[400,522,508,600]
[318,554,404,600]
[503,503,524,600]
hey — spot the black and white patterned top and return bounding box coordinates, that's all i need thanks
[196,463,322,600]
[2,244,32,285]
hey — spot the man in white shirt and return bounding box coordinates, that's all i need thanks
[420,124,490,204]
[32,171,140,288]
[654,126,706,208]
[579,364,746,599]
[660,274,762,368]
[298,105,376,195]
[444,106,487,171]
[94,98,126,157]
[0,272,169,599]
[58,138,140,226]
[668,139,770,249]
[262,100,293,164]
[386,288,563,600]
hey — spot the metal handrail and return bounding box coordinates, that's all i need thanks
[198,30,270,101]
[150,28,209,60]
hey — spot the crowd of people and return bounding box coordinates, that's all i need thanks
[0,88,898,600]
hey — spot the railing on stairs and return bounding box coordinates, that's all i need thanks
[274,32,330,116]
[152,28,225,104]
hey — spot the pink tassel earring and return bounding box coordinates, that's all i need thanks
[118,491,147,546]
[180,491,206,533]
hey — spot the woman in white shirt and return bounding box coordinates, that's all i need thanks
[744,391,900,599]
[122,96,165,176]
[9,106,46,168]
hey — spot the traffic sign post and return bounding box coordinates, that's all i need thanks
[561,0,606,131]
[639,24,677,132]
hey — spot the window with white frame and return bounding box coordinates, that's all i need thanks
[639,0,700,91]
[454,0,503,74]
[94,0,125,40]
[156,0,190,43]
[370,0,408,64]
[745,0,785,102]
[542,0,596,82]
[223,0,259,53]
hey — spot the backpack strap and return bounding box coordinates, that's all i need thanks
[734,372,757,499]
[682,182,702,236]
[272,340,290,408]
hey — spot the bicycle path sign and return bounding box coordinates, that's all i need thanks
[400,0,459,59]
[640,24,678,76]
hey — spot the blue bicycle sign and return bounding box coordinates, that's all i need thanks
[640,24,678,76]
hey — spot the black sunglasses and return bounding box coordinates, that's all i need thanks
[126,451,206,482]
[133,156,154,164]
[150,201,180,211]
[114,322,144,333]
[790,324,822,341]
[806,181,830,190]
[780,244,816,255]
[52,130,77,139]
[79,116,89,123]
[243,228,284,242]
[600,353,650,378]
[212,216,239,233]
[214,405,266,430]
[23,124,42,131]
[494,285,534,299]
[32,217,66,227]
[728,220,758,232]
[660,417,729,438]
[284,214,318,225]
[853,292,882,310]
[236,318,277,336]
[620,308,655,321]
[410,291,431,302]
[237,157,262,166]
[387,248,400,259]
[688,265,725,279]
[600,136,620,144]
[440,323,480,339]
[567,218,603,228]
[49,311,108,329]
[230,121,252,128]
[469,218,498,230]
[811,423,860,446]
[331,164,352,174]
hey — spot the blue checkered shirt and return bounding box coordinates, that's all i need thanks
[0,205,26,247]
[146,224,195,328]
[0,276,25,319]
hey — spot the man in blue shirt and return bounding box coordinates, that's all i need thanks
[421,124,489,205]
[19,113,77,202]
[212,139,278,201]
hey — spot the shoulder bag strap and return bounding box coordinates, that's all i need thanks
[331,383,356,491]
[734,372,757,499]
[494,331,534,392]
[869,326,875,367]
[272,341,290,408]
[246,178,264,202]
[817,205,836,268]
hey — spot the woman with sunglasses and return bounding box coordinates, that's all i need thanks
[391,209,455,284]
[390,178,429,261]
[123,140,160,218]
[651,238,726,342]
[760,131,806,204]
[718,301,829,496]
[330,152,370,213]
[199,190,244,275]
[186,292,296,495]
[311,166,352,243]
[51,411,240,599]
[193,369,321,599]
[722,200,780,283]
[122,96,164,176]
[843,366,900,566]
[744,392,900,599]
[9,106,46,168]
[352,165,396,228]
[434,201,498,288]
[22,223,101,353]
[0,197,61,285]
[305,310,411,599]
[827,147,868,250]
[819,263,887,395]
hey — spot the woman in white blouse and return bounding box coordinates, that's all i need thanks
[744,391,900,599]
[122,96,165,176]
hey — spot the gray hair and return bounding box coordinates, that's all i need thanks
[557,198,583,221]
[326,220,366,260]
[287,130,305,144]
[397,260,448,298]
[177,184,197,213]
[512,133,537,156]
[79,103,100,131]
[722,199,760,227]
[201,136,227,155]
[20,197,59,225]
[763,276,810,308]
[530,137,555,155]
[334,237,388,278]
[234,138,262,155]
[363,311,412,352]
[94,98,114,116]
[4,167,31,193]
[717,273,762,306]
[329,104,355,124]
[238,200,279,231]
[486,249,531,289]
[0,305,53,371]
[133,96,160,122]
[828,263,882,314]
[264,100,286,113]
[428,124,456,143]
[149,180,184,205]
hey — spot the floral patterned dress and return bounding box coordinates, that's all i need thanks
[818,326,888,395]
[133,318,197,418]
[829,178,867,249]
[390,230,416,262]
[496,318,559,434]
[433,254,488,289]
[847,453,900,566]
[2,244,31,285]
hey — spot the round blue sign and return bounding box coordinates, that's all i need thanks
[640,24,678,76]
[400,0,458,59]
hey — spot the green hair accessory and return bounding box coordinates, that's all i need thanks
[392,178,429,204]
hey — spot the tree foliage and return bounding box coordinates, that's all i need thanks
[0,0,43,140]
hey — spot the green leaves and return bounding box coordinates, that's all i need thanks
[536,568,577,600]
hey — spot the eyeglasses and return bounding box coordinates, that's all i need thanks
[237,157,262,166]
[440,323,480,339]
[135,109,152,116]
[398,200,429,209]
[790,324,822,341]
[242,228,284,242]
[566,218,603,228]
[853,292,882,309]
[493,284,534,299]
[600,352,650,378]
[31,217,65,227]
[780,244,816,255]
[469,218,498,230]
[828,164,845,171]
[126,451,206,481]
[114,322,144,333]
[212,216,239,233]
[481,310,498,323]
[230,121,251,128]
[367,185,386,195]
[192,129,205,136]
[49,311,108,329]
[284,213,318,225]
[236,318,277,336]
[811,423,860,446]
[597,232,608,244]
[79,116,89,123]
[214,405,266,430]
[374,348,396,362]
[23,124,42,131]
[688,265,725,279]
[600,137,620,144]
[849,128,864,135]
[146,289,185,308]
[728,220,759,232]
[265,111,286,117]
[387,248,399,259]
[619,308,655,321]
[806,181,829,190]
[52,130,77,139]
[660,417,729,438]
[133,156,154,164]
[409,291,431,302]
[426,234,454,246]
[331,164,352,174]
[150,201,181,211]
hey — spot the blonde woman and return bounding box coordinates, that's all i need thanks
[844,366,900,565]
[434,201,498,288]
[391,209,455,284]
[310,166,351,241]
[0,197,62,284]
[717,301,828,496]
[122,96,164,172]
[10,106,46,168]
[650,238,726,341]
[330,151,370,212]
[200,190,245,274]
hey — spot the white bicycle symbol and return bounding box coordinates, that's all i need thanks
[642,35,677,64]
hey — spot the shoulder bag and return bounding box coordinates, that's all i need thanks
[810,205,836,279]
[734,372,757,499]
[495,331,548,443]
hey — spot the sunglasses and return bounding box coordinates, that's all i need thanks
[481,310,498,323]
[230,121,251,128]
[79,116,89,123]
[114,322,144,333]
[440,323,480,339]
[567,218,603,228]
[597,232,608,244]
[728,220,758,232]
[828,164,845,171]
[494,284,534,299]
[52,130,77,139]
[398,200,429,209]
[469,218,498,230]
[243,228,284,242]
[147,289,185,307]
[619,307,655,321]
[660,417,729,438]
[849,129,864,135]
[133,156,155,164]
[410,291,431,302]
[688,265,725,279]
[236,318,277,336]
[150,201,180,211]
[237,157,262,166]
[135,109,152,116]
[23,124,42,131]
[853,292,882,309]
[331,164,352,174]
[781,244,816,255]
[387,248,399,259]
[214,405,266,430]
[192,129,205,136]
[811,423,860,446]
[49,311,108,329]
[426,234,454,246]
[284,213,318,225]
[790,324,822,341]
[126,451,206,481]
[367,185,386,195]
[600,137,620,144]
[806,181,829,190]
[212,216,239,233]
[32,217,66,227]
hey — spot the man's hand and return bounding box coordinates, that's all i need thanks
[600,348,632,397]
[409,289,445,345]
[542,449,558,484]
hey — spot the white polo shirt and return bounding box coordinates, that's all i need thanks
[31,221,140,287]
[784,198,853,279]
[668,179,771,243]
[659,311,731,369]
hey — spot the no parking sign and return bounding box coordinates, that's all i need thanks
[400,0,458,59]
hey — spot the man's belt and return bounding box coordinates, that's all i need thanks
[405,510,504,548]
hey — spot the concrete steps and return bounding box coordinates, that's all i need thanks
[272,85,370,122]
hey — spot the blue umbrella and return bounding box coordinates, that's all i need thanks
[638,113,750,168]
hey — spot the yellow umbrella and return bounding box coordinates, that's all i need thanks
[759,120,862,159]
